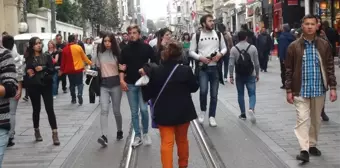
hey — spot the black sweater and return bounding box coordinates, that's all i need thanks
[120,40,156,84]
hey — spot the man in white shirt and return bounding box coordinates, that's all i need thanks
[189,14,227,127]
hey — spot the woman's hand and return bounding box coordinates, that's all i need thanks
[119,64,127,71]
[139,68,146,76]
[35,66,43,72]
[27,69,35,77]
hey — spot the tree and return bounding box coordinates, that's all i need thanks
[103,0,120,30]
[147,19,157,33]
[56,0,82,27]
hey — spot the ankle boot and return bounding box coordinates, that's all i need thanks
[34,128,43,141]
[52,131,60,146]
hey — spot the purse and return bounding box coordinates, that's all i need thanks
[149,64,179,129]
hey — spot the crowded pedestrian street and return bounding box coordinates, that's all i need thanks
[2,60,339,168]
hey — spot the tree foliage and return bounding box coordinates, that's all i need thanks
[56,0,82,27]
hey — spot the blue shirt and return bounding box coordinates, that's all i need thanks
[300,40,325,98]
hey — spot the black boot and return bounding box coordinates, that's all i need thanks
[296,150,309,162]
[7,138,15,147]
[321,111,329,121]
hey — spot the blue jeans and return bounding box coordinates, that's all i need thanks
[126,84,149,138]
[236,75,256,115]
[199,66,219,117]
[68,72,84,99]
[0,128,9,166]
[52,73,58,96]
[9,98,18,139]
[223,54,230,79]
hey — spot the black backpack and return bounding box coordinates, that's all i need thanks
[235,44,254,76]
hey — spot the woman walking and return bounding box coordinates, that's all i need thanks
[45,40,59,99]
[92,33,123,147]
[142,40,199,168]
[181,33,191,66]
[25,37,60,145]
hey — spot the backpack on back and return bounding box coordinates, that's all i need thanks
[235,44,254,76]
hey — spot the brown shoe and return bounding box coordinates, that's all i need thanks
[34,128,43,141]
[52,131,60,146]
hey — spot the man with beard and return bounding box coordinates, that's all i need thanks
[189,14,227,127]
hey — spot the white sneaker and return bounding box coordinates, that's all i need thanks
[143,134,152,145]
[248,109,256,124]
[53,96,57,99]
[132,136,143,148]
[209,117,217,127]
[198,111,205,124]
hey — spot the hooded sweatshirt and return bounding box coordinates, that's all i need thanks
[278,32,295,61]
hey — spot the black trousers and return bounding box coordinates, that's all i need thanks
[259,51,270,71]
[28,86,57,129]
[280,60,286,86]
[58,74,67,91]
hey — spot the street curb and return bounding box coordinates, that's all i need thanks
[48,104,100,168]
[218,98,301,168]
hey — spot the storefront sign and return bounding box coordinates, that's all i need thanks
[287,0,298,6]
[247,0,255,4]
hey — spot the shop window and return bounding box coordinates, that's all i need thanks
[41,27,45,33]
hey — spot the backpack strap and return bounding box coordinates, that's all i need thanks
[234,46,242,53]
[195,32,201,54]
[216,31,221,51]
[245,44,252,52]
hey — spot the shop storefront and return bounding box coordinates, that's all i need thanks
[246,0,262,33]
[312,0,340,32]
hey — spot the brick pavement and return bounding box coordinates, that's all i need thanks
[3,87,100,168]
[218,59,340,168]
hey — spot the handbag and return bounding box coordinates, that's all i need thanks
[135,75,150,86]
[149,64,179,129]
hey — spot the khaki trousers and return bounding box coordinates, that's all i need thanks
[293,95,325,151]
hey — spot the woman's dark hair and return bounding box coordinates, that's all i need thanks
[100,33,120,57]
[26,37,42,58]
[156,28,172,50]
[181,32,191,41]
[2,35,14,50]
[161,39,182,61]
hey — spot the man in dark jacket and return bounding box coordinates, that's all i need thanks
[257,28,273,72]
[322,21,338,57]
[278,24,295,89]
[241,24,257,47]
[55,34,68,93]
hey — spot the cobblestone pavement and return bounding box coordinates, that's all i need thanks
[3,87,100,168]
[218,59,340,168]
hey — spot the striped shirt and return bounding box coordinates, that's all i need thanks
[300,40,325,98]
[0,47,18,130]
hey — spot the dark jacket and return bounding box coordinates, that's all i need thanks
[278,32,295,61]
[25,53,55,87]
[119,41,128,50]
[142,61,199,126]
[120,40,156,84]
[324,27,338,56]
[285,36,337,96]
[257,32,273,55]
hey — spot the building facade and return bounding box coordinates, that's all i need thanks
[167,0,193,35]
[0,0,19,35]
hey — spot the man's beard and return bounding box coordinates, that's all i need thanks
[206,26,214,31]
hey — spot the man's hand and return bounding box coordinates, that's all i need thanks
[120,80,128,92]
[286,93,294,104]
[199,57,211,64]
[119,64,127,71]
[139,68,146,76]
[15,90,22,100]
[330,89,337,102]
[35,66,43,72]
[27,69,35,77]
[58,71,63,76]
[229,77,234,85]
[212,53,223,62]
[256,76,259,82]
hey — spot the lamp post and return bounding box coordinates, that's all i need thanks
[50,0,56,33]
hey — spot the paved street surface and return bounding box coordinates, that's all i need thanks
[2,60,340,168]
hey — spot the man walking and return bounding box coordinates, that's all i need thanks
[278,24,295,89]
[285,14,337,162]
[119,25,156,148]
[229,30,259,123]
[60,35,92,105]
[55,34,67,93]
[189,14,227,126]
[257,28,272,72]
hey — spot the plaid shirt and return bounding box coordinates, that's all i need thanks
[300,40,325,98]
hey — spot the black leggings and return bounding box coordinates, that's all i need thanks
[28,86,57,129]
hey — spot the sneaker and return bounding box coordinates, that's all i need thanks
[309,147,322,156]
[7,138,15,147]
[248,109,256,124]
[23,96,29,102]
[132,136,143,148]
[239,114,246,120]
[321,111,329,121]
[198,111,205,124]
[117,131,123,140]
[53,96,57,99]
[97,135,108,147]
[209,117,217,127]
[143,134,152,145]
[71,98,76,104]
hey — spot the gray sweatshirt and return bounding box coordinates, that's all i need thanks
[229,41,259,77]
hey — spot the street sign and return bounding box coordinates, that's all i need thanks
[55,0,62,5]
